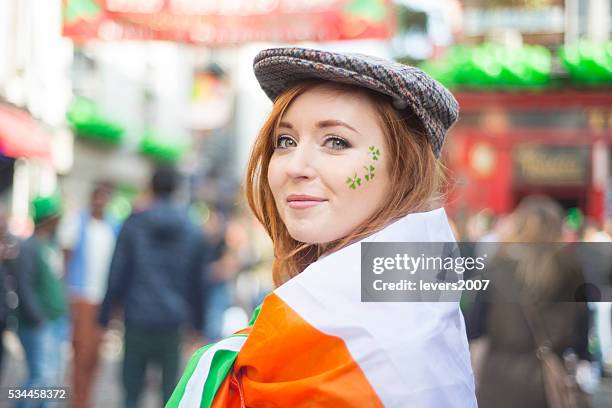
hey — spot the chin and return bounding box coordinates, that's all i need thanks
[289,232,322,244]
[287,227,334,245]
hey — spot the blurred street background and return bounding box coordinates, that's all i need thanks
[0,0,610,407]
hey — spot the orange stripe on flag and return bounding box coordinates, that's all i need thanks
[234,327,251,336]
[210,375,235,408]
[222,292,384,407]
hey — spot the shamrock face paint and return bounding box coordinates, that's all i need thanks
[364,165,375,181]
[268,83,391,244]
[346,145,380,189]
[369,145,380,161]
[346,173,362,190]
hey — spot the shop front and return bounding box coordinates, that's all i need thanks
[0,103,58,235]
[445,90,611,225]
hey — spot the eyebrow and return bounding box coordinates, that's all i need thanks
[278,120,360,134]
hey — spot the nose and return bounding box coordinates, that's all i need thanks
[284,143,317,180]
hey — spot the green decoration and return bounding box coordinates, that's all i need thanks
[420,43,552,89]
[559,41,612,85]
[64,0,102,23]
[347,145,381,188]
[346,173,362,190]
[364,165,375,181]
[139,133,188,164]
[67,97,124,144]
[369,145,380,160]
[344,0,387,22]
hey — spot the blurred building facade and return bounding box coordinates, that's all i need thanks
[446,90,611,225]
[0,0,73,235]
[442,0,611,226]
[462,0,609,46]
[58,0,399,215]
[0,0,609,230]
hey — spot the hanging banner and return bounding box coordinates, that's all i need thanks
[62,0,395,44]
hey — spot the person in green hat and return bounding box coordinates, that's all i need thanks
[13,193,70,405]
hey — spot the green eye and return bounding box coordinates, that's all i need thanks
[324,136,350,150]
[276,135,296,149]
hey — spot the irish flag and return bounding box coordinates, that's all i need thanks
[167,208,476,407]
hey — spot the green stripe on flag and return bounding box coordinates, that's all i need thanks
[200,349,239,407]
[166,335,248,408]
[248,304,262,326]
[166,344,212,408]
[166,302,263,408]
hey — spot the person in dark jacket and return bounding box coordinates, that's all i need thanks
[99,165,208,408]
[0,202,17,383]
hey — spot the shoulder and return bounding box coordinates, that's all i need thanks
[121,211,146,228]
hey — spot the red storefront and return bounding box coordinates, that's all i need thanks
[0,103,52,161]
[445,90,612,225]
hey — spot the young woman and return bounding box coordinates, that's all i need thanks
[168,47,476,407]
[466,196,591,408]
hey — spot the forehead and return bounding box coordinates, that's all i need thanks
[280,84,381,128]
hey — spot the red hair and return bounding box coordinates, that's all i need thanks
[245,81,446,286]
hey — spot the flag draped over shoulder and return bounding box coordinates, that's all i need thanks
[167,208,477,407]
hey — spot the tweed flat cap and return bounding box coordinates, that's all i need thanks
[253,47,459,157]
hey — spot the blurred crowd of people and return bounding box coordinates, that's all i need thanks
[0,166,273,408]
[457,196,611,408]
[0,169,610,407]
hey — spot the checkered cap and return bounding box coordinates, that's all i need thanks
[253,47,459,157]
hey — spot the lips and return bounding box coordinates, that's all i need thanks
[286,194,328,209]
[287,194,326,202]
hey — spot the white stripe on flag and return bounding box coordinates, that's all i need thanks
[178,335,247,408]
[275,208,476,407]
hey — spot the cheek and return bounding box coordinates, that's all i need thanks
[267,159,283,198]
[339,161,390,217]
[332,157,388,195]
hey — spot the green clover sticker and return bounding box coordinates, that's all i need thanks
[368,146,380,161]
[347,146,380,188]
[346,173,362,190]
[364,165,375,181]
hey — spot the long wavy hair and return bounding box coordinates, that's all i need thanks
[501,195,565,296]
[245,80,447,286]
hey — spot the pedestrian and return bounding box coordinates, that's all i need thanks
[13,193,70,408]
[58,184,117,408]
[168,47,476,407]
[98,165,208,408]
[0,202,17,383]
[577,217,611,388]
[200,208,232,343]
[466,195,591,408]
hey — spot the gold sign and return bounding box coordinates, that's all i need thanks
[514,145,588,185]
